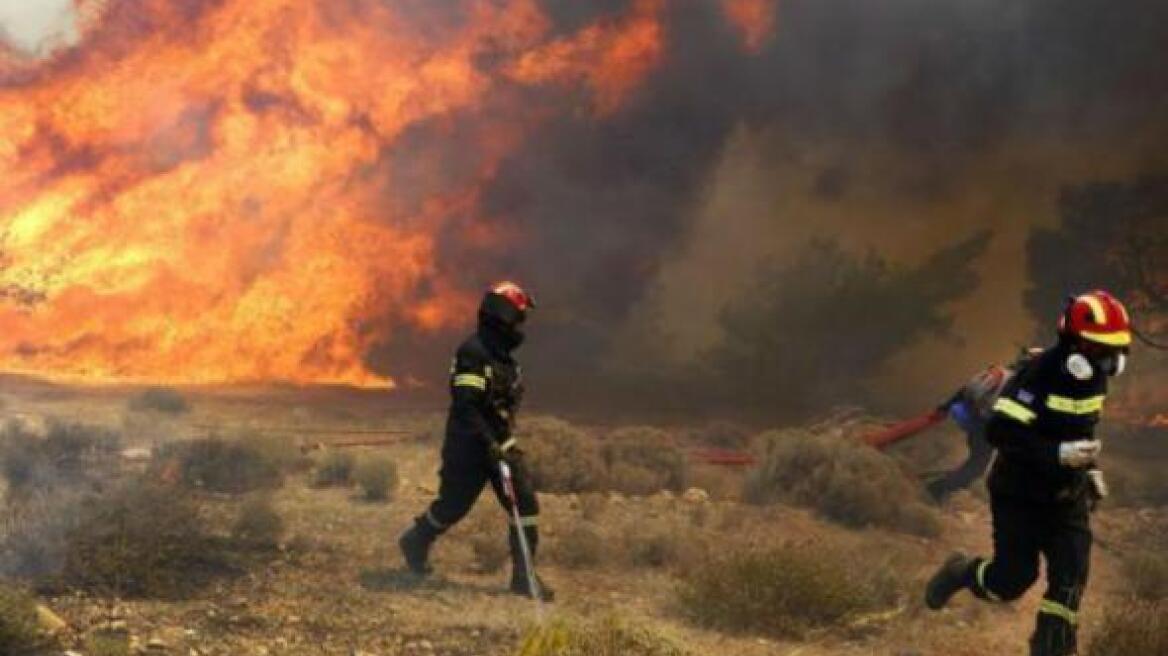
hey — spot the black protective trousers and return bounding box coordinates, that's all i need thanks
[421,433,540,558]
[970,494,1092,656]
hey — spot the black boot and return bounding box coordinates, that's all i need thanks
[925,552,975,610]
[1030,609,1078,656]
[399,515,440,576]
[508,525,554,601]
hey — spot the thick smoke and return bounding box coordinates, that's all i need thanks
[474,0,1168,417]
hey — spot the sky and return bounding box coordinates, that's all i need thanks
[0,0,75,53]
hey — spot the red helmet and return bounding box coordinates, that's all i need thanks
[1058,290,1131,347]
[479,281,536,327]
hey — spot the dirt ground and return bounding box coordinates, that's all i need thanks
[0,378,1161,656]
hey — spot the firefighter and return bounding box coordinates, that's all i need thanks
[398,281,553,601]
[925,290,1132,656]
[926,349,1042,503]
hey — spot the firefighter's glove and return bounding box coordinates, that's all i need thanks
[1058,440,1102,469]
[489,438,522,465]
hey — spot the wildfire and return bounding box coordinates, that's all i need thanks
[721,0,778,53]
[0,0,773,388]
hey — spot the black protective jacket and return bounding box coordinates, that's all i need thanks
[986,343,1109,504]
[445,323,524,450]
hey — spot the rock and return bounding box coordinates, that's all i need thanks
[147,637,168,651]
[682,487,710,504]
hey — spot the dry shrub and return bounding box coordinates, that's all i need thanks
[0,420,120,496]
[743,429,940,537]
[232,496,284,550]
[312,451,355,488]
[676,542,899,639]
[1123,551,1168,602]
[624,519,699,570]
[61,479,229,599]
[462,511,509,574]
[470,533,510,575]
[521,417,606,493]
[160,437,283,494]
[0,582,55,655]
[355,456,398,502]
[127,387,190,415]
[578,493,608,521]
[602,427,688,495]
[518,615,688,656]
[0,488,87,581]
[1088,600,1168,656]
[85,631,131,656]
[687,421,753,450]
[552,523,609,570]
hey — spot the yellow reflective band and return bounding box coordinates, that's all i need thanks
[1080,329,1132,347]
[1046,395,1105,415]
[509,515,539,528]
[453,373,487,390]
[499,438,518,452]
[1039,600,1078,626]
[1080,295,1107,325]
[994,398,1037,425]
[976,560,1001,602]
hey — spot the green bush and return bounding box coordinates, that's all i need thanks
[61,479,228,599]
[676,543,899,639]
[521,417,607,493]
[744,429,940,536]
[127,387,190,415]
[0,583,54,655]
[355,456,398,502]
[312,451,355,488]
[160,437,284,494]
[518,616,688,656]
[1088,600,1168,656]
[602,427,688,495]
[232,496,284,549]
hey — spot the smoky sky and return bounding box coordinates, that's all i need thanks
[362,0,1168,411]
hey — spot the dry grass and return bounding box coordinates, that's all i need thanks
[744,429,940,536]
[1088,600,1168,656]
[232,495,285,550]
[311,451,355,488]
[518,615,689,656]
[676,542,901,639]
[552,523,608,570]
[1123,551,1168,602]
[354,456,398,502]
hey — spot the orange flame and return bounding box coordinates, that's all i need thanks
[720,0,778,53]
[0,0,667,387]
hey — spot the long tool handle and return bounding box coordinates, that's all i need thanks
[498,461,543,608]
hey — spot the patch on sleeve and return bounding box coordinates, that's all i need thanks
[1016,389,1036,405]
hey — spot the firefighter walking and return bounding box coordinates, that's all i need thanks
[925,290,1133,655]
[398,281,554,601]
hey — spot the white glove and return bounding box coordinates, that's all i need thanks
[1059,440,1102,468]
